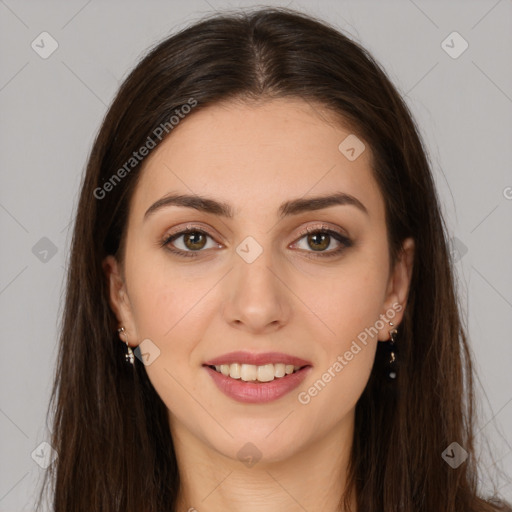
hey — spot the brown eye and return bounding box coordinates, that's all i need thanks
[182,232,207,250]
[307,232,330,251]
[292,228,352,258]
[162,228,219,258]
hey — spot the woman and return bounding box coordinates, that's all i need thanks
[38,7,511,512]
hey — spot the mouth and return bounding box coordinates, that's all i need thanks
[202,352,312,403]
[205,362,308,383]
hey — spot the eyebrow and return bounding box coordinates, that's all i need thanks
[143,191,369,221]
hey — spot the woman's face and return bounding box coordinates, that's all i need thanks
[104,98,414,464]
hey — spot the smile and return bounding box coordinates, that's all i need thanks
[203,351,312,403]
[202,351,313,403]
[208,363,304,382]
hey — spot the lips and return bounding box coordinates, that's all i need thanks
[203,351,312,367]
[203,351,312,403]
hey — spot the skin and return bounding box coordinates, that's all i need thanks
[104,97,414,512]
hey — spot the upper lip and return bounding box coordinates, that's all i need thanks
[203,351,312,367]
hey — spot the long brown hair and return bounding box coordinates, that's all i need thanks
[37,7,511,511]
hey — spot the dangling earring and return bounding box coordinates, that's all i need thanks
[117,326,134,365]
[386,322,398,380]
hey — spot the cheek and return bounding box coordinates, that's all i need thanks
[298,343,376,422]
[129,274,175,335]
[125,261,208,417]
[298,258,388,345]
[125,257,216,383]
[297,269,384,405]
[126,252,204,337]
[293,258,386,408]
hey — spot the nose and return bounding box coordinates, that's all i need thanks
[222,247,292,335]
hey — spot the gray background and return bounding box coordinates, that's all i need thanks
[1,0,511,509]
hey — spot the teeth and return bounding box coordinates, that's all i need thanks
[211,363,302,382]
[274,363,285,377]
[229,363,241,379]
[240,364,258,382]
[257,364,275,382]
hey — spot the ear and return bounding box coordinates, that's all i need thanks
[377,237,415,341]
[102,255,137,347]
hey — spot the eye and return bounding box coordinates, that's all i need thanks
[291,226,352,258]
[161,227,221,258]
[161,224,352,259]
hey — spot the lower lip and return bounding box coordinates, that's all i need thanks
[204,365,312,403]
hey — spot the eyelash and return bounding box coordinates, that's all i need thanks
[160,224,352,259]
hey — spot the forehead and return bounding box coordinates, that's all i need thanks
[130,98,384,222]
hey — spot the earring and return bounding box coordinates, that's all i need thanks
[386,321,398,380]
[117,326,134,365]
